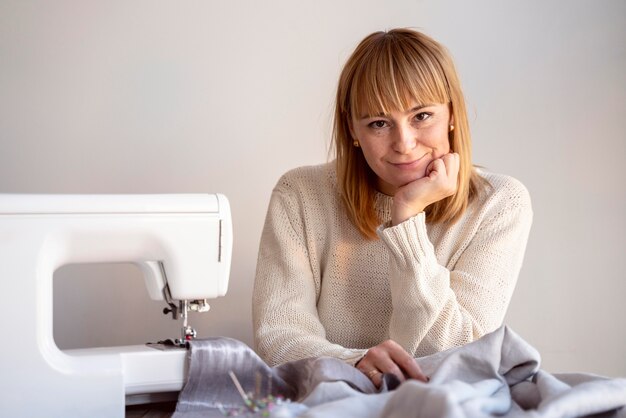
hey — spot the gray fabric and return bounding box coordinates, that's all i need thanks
[172,326,626,418]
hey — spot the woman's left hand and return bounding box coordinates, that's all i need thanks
[391,152,460,226]
[356,339,428,387]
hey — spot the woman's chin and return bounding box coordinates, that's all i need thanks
[400,170,428,185]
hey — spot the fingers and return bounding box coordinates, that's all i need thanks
[357,346,397,387]
[431,153,459,196]
[426,152,458,178]
[434,152,459,175]
[362,367,383,387]
[442,152,460,178]
[381,341,428,382]
[393,352,428,382]
[357,340,428,387]
[390,152,460,225]
[373,355,405,381]
[357,355,384,387]
[425,157,444,177]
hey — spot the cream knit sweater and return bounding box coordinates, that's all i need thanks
[253,162,532,366]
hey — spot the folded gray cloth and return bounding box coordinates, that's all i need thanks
[172,326,626,418]
[173,336,374,418]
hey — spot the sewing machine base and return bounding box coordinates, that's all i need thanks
[65,344,187,404]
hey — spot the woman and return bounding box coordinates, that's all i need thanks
[252,28,532,387]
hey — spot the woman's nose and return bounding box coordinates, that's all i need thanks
[392,125,417,154]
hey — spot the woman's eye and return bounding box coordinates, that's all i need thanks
[369,120,388,129]
[415,112,431,121]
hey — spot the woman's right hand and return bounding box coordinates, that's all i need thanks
[356,339,428,387]
[391,152,460,226]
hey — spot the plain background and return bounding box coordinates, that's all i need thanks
[1,0,624,377]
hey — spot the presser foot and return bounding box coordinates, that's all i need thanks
[173,325,197,346]
[150,324,196,348]
[161,288,208,346]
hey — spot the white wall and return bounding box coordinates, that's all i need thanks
[1,0,624,377]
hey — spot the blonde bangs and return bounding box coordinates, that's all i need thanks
[348,38,451,118]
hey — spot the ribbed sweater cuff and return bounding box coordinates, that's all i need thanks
[376,212,437,273]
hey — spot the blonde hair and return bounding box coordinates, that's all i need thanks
[333,28,487,239]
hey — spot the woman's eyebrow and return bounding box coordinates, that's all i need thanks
[408,104,435,112]
[358,104,435,120]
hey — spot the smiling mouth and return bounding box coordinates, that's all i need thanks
[390,154,429,168]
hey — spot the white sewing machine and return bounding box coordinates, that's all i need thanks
[0,193,232,417]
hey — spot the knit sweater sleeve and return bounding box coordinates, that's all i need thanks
[377,176,533,356]
[252,183,367,366]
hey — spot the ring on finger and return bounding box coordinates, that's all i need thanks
[366,369,381,379]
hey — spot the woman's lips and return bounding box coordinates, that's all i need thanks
[390,154,429,170]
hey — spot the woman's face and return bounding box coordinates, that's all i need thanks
[350,101,452,195]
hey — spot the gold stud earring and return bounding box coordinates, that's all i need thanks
[449,124,455,132]
[353,140,360,147]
